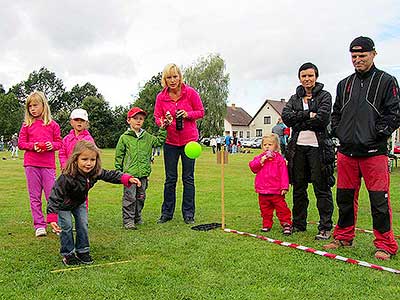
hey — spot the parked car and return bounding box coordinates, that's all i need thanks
[242,138,254,148]
[251,137,263,148]
[394,142,400,154]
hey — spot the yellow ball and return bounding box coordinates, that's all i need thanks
[184,141,202,159]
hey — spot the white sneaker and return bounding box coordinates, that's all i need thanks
[35,228,47,237]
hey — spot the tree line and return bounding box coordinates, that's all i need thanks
[0,54,229,148]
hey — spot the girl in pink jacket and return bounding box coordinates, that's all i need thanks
[18,91,62,237]
[249,134,292,235]
[59,108,95,170]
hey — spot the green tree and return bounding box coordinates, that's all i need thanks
[62,82,103,111]
[57,83,104,137]
[81,96,117,148]
[132,73,163,134]
[184,54,229,137]
[0,93,24,139]
[9,67,66,113]
[112,104,130,140]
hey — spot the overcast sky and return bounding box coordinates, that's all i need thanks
[1,0,399,115]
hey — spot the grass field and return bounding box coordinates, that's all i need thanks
[1,147,400,299]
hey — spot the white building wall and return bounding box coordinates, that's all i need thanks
[249,104,281,137]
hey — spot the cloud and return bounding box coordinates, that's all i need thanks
[1,0,399,115]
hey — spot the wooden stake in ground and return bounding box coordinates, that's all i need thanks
[217,150,228,229]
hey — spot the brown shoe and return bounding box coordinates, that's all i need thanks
[323,239,353,250]
[375,249,391,261]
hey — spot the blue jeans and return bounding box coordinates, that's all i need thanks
[58,203,89,256]
[162,143,195,219]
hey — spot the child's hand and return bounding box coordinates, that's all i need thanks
[310,112,317,118]
[45,141,53,151]
[129,177,142,187]
[281,189,288,195]
[50,222,62,234]
[260,155,267,165]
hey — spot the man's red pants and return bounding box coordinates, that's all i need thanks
[333,153,398,254]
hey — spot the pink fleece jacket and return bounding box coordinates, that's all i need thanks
[154,83,204,146]
[59,129,95,169]
[249,151,289,195]
[18,120,62,169]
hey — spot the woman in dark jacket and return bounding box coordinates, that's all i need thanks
[282,62,335,240]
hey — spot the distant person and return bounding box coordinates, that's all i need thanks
[115,107,167,230]
[224,134,232,153]
[216,135,222,151]
[0,136,4,151]
[154,63,204,224]
[232,133,238,154]
[59,109,95,170]
[324,37,400,261]
[10,133,19,159]
[47,141,141,266]
[18,91,62,237]
[282,62,335,240]
[249,134,292,235]
[271,117,287,155]
[152,146,161,158]
[210,136,217,154]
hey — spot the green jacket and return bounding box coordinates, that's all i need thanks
[115,128,166,177]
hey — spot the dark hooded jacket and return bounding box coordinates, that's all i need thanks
[282,82,335,186]
[331,64,400,157]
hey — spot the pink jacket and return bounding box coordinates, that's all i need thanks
[154,83,204,146]
[18,120,62,169]
[59,129,95,169]
[249,151,289,195]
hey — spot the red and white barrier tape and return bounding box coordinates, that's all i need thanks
[224,228,400,275]
[307,221,400,239]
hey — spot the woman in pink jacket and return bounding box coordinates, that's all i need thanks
[18,91,62,237]
[154,63,204,224]
[249,134,292,235]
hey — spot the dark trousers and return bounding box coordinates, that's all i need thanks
[122,177,148,225]
[292,145,333,231]
[162,143,196,219]
[333,153,398,254]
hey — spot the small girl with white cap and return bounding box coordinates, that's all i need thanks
[59,108,95,169]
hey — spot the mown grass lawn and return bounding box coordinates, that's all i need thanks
[1,147,400,299]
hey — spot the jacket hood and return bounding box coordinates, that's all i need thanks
[296,82,324,98]
[123,128,145,137]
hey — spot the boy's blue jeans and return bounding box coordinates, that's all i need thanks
[162,143,195,219]
[58,203,89,256]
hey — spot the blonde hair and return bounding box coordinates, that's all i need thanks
[64,140,102,179]
[262,133,280,151]
[161,63,183,88]
[24,91,52,126]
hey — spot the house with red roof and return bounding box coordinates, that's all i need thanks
[248,99,287,138]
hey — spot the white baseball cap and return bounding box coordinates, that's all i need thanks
[70,109,88,121]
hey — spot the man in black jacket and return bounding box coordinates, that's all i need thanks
[324,36,400,260]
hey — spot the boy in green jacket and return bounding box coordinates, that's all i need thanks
[115,107,168,229]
